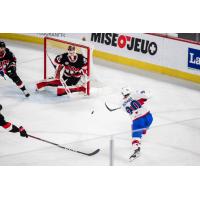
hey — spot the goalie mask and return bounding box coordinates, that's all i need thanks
[67,45,78,63]
[121,87,131,97]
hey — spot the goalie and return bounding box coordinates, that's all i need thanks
[36,45,88,96]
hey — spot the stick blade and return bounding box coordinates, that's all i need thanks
[78,148,100,156]
[105,102,120,112]
[88,148,100,156]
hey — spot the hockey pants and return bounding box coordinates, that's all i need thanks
[131,112,153,140]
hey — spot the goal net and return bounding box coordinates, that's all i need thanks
[44,36,93,95]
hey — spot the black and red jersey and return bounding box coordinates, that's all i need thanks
[54,53,87,77]
[0,48,16,72]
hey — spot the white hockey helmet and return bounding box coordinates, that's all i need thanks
[121,87,131,97]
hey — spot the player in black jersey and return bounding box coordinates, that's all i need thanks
[36,45,88,95]
[0,41,30,97]
[55,45,87,85]
[0,104,28,137]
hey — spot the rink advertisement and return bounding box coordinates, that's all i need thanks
[90,33,158,56]
[89,33,162,66]
[188,48,200,70]
[89,33,200,80]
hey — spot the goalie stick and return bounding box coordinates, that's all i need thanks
[105,102,121,112]
[28,134,100,156]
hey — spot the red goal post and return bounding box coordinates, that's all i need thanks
[44,36,92,95]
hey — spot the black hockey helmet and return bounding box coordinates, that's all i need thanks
[0,41,6,48]
[0,104,2,111]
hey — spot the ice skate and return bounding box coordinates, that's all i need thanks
[129,147,141,161]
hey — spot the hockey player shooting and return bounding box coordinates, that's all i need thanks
[0,104,28,138]
[0,41,30,97]
[105,87,153,161]
[36,45,88,96]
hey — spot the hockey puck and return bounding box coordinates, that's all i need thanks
[91,110,94,114]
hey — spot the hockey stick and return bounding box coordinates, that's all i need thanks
[28,134,100,156]
[47,53,71,95]
[46,53,57,70]
[105,102,121,112]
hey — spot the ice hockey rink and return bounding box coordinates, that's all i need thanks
[0,39,200,166]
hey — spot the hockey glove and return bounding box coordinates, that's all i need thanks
[19,126,28,138]
[5,64,16,77]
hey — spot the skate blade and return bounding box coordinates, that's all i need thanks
[129,153,141,162]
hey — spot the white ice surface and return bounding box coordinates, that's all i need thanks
[0,40,200,165]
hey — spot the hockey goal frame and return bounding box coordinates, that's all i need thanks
[44,36,91,95]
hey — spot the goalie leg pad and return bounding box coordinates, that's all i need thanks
[57,86,86,96]
[36,79,62,90]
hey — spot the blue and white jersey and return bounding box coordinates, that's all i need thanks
[121,90,151,120]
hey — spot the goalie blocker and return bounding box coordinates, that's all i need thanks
[36,37,91,96]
